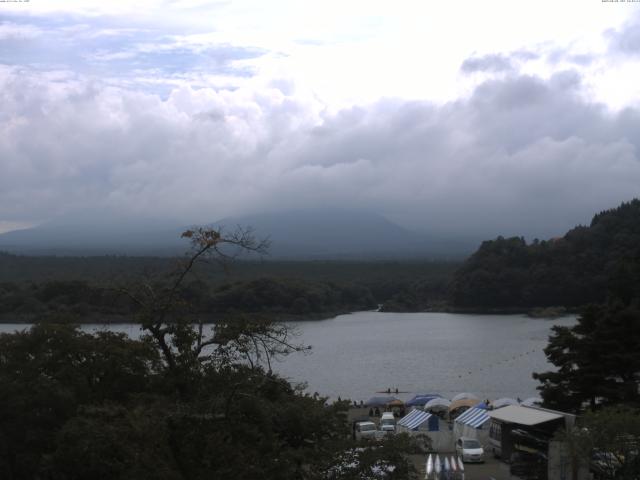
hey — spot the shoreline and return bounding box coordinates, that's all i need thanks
[0,306,577,325]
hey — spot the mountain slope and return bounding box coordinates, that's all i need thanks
[213,209,447,259]
[0,220,186,256]
[0,209,471,258]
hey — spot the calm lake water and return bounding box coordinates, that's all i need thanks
[0,312,575,403]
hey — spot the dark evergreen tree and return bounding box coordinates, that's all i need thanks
[533,303,640,413]
[450,199,640,309]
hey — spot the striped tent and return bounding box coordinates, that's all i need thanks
[455,407,490,428]
[453,407,490,446]
[397,409,433,431]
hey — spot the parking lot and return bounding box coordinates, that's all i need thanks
[349,408,521,479]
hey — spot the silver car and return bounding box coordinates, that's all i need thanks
[456,437,485,463]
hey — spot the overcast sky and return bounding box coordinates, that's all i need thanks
[1,0,640,238]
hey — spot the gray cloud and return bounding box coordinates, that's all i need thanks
[460,54,514,74]
[606,12,640,56]
[1,63,639,240]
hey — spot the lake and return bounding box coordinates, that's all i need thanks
[0,312,575,403]
[275,312,575,403]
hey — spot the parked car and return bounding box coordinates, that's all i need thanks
[380,412,396,434]
[355,421,378,441]
[455,437,485,463]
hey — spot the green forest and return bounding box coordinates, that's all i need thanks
[0,254,456,321]
[3,199,640,321]
[449,199,640,310]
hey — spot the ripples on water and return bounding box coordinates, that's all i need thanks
[0,312,575,403]
[274,312,576,402]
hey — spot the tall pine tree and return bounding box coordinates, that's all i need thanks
[533,303,640,413]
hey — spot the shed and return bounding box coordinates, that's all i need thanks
[487,405,573,462]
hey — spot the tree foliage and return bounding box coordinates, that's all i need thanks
[450,199,640,309]
[556,406,640,480]
[0,227,419,480]
[533,303,640,413]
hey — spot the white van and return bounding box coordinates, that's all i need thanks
[355,421,378,440]
[380,412,396,433]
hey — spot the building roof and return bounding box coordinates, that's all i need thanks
[454,407,490,428]
[488,405,563,426]
[398,409,432,430]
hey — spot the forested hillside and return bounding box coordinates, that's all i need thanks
[449,199,640,309]
[0,256,458,320]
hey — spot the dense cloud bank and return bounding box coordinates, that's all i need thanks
[1,62,639,239]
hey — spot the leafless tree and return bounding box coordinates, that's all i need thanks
[117,226,308,375]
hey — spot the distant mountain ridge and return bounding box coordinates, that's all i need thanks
[0,209,474,259]
[213,209,461,259]
[449,199,640,308]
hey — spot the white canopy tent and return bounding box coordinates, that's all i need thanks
[451,392,479,402]
[424,397,451,412]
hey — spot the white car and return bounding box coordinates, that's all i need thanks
[354,421,378,441]
[380,412,396,434]
[456,437,485,463]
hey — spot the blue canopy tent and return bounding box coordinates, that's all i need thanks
[405,394,442,407]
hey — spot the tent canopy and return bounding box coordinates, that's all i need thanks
[451,392,479,402]
[521,397,543,407]
[449,398,478,411]
[365,396,398,407]
[398,409,432,430]
[405,394,442,407]
[455,407,490,429]
[424,397,451,410]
